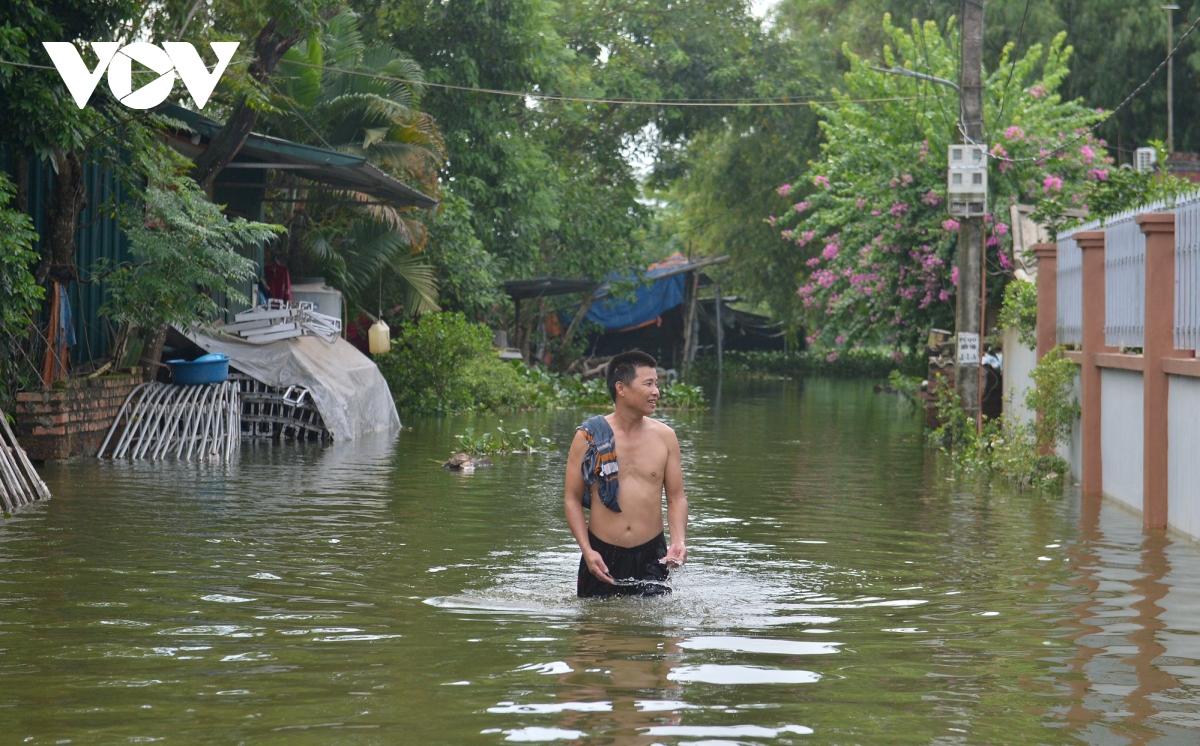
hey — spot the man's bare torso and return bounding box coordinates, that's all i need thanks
[588,414,671,547]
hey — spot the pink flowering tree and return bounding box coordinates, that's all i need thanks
[780,15,1106,352]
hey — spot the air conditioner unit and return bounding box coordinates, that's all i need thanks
[948,144,988,217]
[1135,146,1157,173]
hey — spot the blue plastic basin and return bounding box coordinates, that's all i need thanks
[166,353,230,385]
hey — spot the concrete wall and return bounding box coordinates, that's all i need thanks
[1002,328,1037,427]
[1169,375,1200,542]
[1101,369,1144,512]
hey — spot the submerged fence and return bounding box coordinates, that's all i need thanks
[1040,191,1200,542]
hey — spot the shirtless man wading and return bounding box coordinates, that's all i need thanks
[564,351,688,598]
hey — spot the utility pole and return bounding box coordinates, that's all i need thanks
[1165,5,1180,154]
[954,0,985,426]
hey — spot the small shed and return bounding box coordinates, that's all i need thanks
[503,253,746,371]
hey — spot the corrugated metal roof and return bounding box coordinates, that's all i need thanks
[161,104,439,210]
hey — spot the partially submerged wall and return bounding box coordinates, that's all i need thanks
[14,374,140,461]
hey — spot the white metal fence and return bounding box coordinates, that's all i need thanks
[1176,194,1200,352]
[1056,230,1085,346]
[1104,210,1147,349]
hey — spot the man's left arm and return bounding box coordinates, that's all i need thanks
[662,428,688,567]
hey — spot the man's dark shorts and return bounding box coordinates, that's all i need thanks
[578,532,671,598]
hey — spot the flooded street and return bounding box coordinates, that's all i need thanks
[5,378,1200,744]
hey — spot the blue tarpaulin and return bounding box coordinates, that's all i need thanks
[584,253,690,331]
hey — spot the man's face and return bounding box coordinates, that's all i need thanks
[618,365,659,414]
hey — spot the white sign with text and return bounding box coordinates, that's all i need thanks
[956,332,980,366]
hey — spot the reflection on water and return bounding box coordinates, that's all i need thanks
[3,378,1200,743]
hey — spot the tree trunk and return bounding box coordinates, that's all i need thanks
[38,149,86,285]
[561,290,595,351]
[138,323,168,382]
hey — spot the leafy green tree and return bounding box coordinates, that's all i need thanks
[257,11,445,316]
[0,172,42,410]
[98,149,283,372]
[784,16,1105,351]
[0,0,142,283]
[776,0,1200,157]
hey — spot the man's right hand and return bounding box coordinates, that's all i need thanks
[583,549,615,585]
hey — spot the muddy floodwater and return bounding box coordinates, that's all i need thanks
[5,378,1200,745]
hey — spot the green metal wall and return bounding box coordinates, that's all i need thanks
[3,151,265,365]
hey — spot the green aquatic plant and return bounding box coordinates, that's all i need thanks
[998,279,1038,350]
[454,423,557,458]
[930,351,1076,492]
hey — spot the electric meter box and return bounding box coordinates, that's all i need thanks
[947,144,988,218]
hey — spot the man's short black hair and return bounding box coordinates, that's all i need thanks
[606,350,658,401]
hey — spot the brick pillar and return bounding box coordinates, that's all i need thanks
[1137,212,1192,529]
[1076,230,1113,498]
[1032,242,1058,360]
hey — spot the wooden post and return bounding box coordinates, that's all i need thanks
[512,296,521,348]
[1032,243,1058,360]
[1076,230,1113,498]
[715,283,724,378]
[1137,212,1191,530]
[680,272,699,376]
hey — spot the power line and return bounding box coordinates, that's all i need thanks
[282,60,915,107]
[0,56,919,107]
[996,9,1200,163]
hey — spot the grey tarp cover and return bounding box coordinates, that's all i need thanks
[181,326,400,439]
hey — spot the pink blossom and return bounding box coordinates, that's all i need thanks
[794,201,812,213]
[901,173,913,186]
[776,184,792,196]
[766,215,777,226]
[1042,175,1063,194]
[1004,126,1025,140]
[822,242,841,260]
[990,144,1008,159]
[889,201,908,217]
[806,257,821,267]
[952,267,959,286]
[994,222,1009,236]
[826,352,839,363]
[943,219,961,232]
[798,230,815,246]
[813,175,830,189]
[1080,145,1096,163]
[998,251,1012,270]
[922,190,941,206]
[938,289,951,302]
[871,210,881,216]
[781,229,795,240]
[834,334,846,345]
[1029,84,1047,98]
[1088,168,1109,182]
[986,235,1000,248]
[856,198,867,210]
